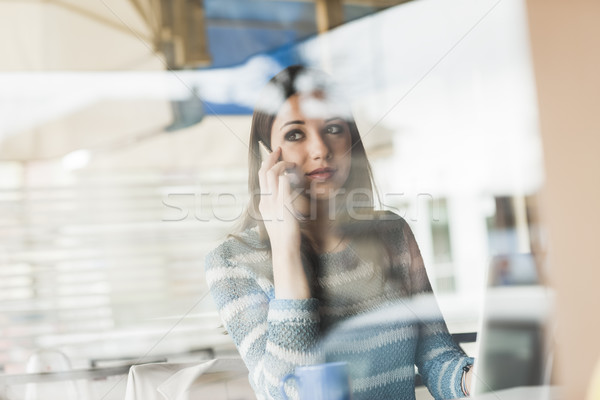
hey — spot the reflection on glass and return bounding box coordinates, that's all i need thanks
[25,349,79,400]
[1,1,547,397]
[205,65,474,400]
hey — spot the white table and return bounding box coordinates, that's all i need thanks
[124,358,256,400]
[467,386,561,400]
[123,359,559,400]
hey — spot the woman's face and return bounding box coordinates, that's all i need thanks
[270,93,352,200]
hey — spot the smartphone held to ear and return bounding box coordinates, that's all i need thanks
[258,140,272,162]
[258,140,301,187]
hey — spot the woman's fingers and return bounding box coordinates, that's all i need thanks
[266,160,295,193]
[258,146,298,222]
[257,146,301,250]
[278,173,292,209]
[259,151,295,194]
[258,165,267,196]
[258,146,279,195]
[263,146,281,171]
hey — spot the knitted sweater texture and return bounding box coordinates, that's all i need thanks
[205,216,473,400]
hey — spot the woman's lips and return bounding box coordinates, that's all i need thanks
[306,167,336,181]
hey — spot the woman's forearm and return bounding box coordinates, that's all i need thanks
[271,246,311,299]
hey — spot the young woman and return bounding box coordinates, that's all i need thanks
[205,65,473,400]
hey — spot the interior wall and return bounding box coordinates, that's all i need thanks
[525,1,600,398]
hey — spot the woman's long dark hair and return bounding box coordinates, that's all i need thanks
[234,65,401,296]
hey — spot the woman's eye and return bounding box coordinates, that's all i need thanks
[325,124,344,135]
[284,130,304,142]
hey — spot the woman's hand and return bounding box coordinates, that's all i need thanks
[258,147,311,299]
[466,367,473,395]
[258,147,300,248]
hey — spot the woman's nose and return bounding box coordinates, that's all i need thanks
[307,133,332,160]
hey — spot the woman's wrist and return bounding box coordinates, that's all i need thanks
[461,364,473,397]
[271,249,310,299]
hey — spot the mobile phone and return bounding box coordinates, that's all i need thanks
[257,140,301,188]
[258,140,272,161]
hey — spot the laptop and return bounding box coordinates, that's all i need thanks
[470,254,554,395]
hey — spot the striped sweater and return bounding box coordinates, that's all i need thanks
[205,216,473,400]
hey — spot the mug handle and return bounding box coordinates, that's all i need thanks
[280,373,298,400]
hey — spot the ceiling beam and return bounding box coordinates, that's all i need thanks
[159,0,211,69]
[316,0,344,33]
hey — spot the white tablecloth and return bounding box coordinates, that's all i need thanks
[124,358,256,400]
[467,386,561,400]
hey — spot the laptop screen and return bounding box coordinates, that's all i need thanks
[471,254,554,395]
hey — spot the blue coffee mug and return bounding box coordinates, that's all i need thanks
[280,361,351,400]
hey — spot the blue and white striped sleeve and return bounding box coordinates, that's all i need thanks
[205,244,322,400]
[401,220,474,399]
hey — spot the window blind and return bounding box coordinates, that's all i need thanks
[0,169,247,373]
